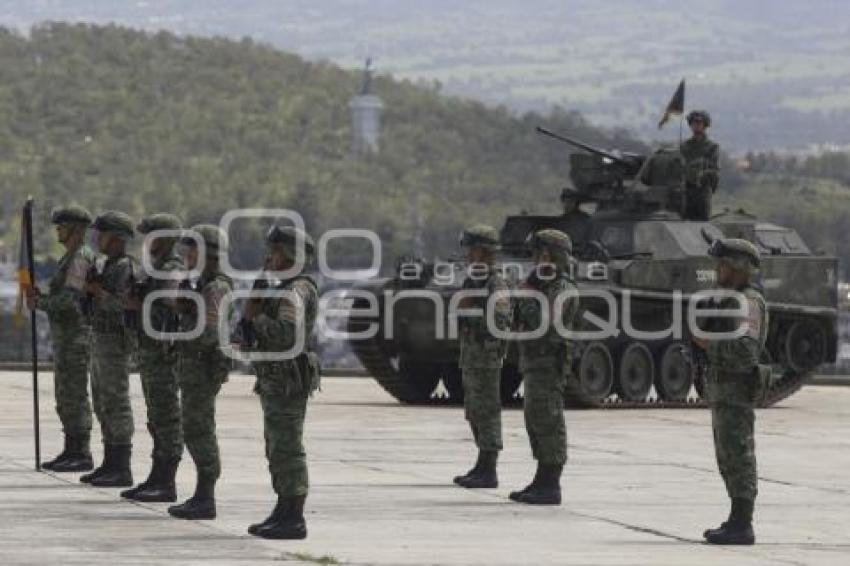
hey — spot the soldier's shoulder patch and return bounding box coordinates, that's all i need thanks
[744,294,765,340]
[65,255,89,291]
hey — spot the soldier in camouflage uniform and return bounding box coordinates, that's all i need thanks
[122,214,185,503]
[693,238,767,545]
[168,225,233,520]
[27,205,96,472]
[680,110,720,221]
[80,211,138,488]
[509,229,579,505]
[245,225,319,540]
[559,186,592,254]
[452,224,511,489]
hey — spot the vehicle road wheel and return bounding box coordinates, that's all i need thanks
[616,342,654,403]
[578,342,614,403]
[654,342,693,402]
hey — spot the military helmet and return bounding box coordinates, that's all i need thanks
[528,229,573,255]
[708,237,760,274]
[527,229,573,270]
[266,225,315,260]
[459,224,500,253]
[136,213,183,234]
[51,204,92,226]
[92,210,134,238]
[183,224,228,257]
[687,110,711,127]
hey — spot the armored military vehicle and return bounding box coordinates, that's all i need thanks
[346,128,838,407]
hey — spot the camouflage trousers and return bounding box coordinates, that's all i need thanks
[178,354,227,483]
[522,365,567,466]
[138,344,183,461]
[51,325,93,439]
[91,332,135,445]
[708,377,758,501]
[255,368,309,498]
[461,367,503,452]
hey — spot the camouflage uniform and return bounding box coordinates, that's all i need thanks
[122,214,185,502]
[453,225,511,489]
[680,110,720,221]
[81,211,138,488]
[559,187,592,251]
[36,205,96,472]
[702,238,767,545]
[168,224,232,521]
[510,229,579,506]
[706,286,767,500]
[248,225,319,540]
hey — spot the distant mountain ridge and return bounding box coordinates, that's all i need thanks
[2,0,850,151]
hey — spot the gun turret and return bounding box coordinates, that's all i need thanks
[536,126,644,175]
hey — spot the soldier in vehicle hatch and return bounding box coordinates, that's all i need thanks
[680,110,720,221]
[559,186,592,253]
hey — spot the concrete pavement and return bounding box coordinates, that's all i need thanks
[1,371,849,565]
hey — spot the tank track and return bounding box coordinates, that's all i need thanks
[348,334,417,403]
[353,326,813,408]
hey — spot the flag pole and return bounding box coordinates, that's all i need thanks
[24,197,41,470]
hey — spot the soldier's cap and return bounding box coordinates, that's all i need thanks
[51,204,92,226]
[182,224,228,252]
[137,213,183,234]
[527,229,573,255]
[708,238,760,270]
[687,110,712,127]
[266,225,315,255]
[459,224,500,251]
[92,211,134,237]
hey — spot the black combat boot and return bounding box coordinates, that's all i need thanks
[508,463,544,501]
[80,446,110,484]
[121,456,160,499]
[704,498,755,545]
[168,474,216,520]
[248,498,287,536]
[51,435,94,473]
[133,457,179,502]
[42,436,72,471]
[91,444,134,487]
[256,495,307,540]
[510,464,562,505]
[453,451,482,486]
[455,451,498,488]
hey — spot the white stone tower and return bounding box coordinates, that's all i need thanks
[349,58,384,156]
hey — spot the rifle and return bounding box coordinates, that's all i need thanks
[237,268,270,348]
[81,260,103,319]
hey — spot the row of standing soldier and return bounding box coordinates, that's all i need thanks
[26,203,765,546]
[453,223,766,545]
[25,207,317,540]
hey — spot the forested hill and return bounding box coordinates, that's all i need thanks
[0,22,644,267]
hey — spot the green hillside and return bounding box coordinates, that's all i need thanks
[719,174,850,276]
[0,22,643,269]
